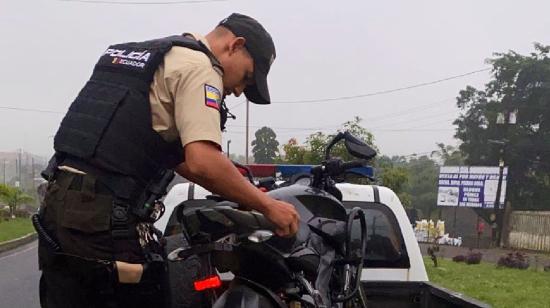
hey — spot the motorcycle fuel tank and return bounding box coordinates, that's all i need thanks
[267,184,348,223]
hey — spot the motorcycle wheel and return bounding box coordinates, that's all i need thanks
[343,284,368,308]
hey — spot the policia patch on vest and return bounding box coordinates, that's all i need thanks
[204,84,221,110]
[99,48,154,72]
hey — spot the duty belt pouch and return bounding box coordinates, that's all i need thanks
[111,198,130,240]
[38,172,75,269]
[58,174,114,260]
[111,198,146,263]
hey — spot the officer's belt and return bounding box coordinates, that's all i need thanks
[60,156,144,201]
[67,172,113,196]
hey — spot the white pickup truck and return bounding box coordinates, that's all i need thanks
[156,181,489,308]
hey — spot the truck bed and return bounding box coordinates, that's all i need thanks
[363,281,490,308]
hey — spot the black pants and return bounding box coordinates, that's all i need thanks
[38,171,165,308]
[40,266,163,308]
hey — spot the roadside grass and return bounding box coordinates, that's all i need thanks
[0,217,34,242]
[424,257,550,308]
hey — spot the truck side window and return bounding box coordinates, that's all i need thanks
[343,201,410,268]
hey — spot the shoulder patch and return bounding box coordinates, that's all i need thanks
[204,84,221,110]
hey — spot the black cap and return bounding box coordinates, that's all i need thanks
[219,13,276,105]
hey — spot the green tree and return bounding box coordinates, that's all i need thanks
[375,155,411,207]
[303,132,330,164]
[251,126,280,163]
[331,117,378,161]
[431,143,464,166]
[0,184,34,219]
[405,155,439,218]
[280,117,378,165]
[375,154,441,213]
[454,43,550,210]
[376,155,407,169]
[280,138,307,164]
[378,164,411,207]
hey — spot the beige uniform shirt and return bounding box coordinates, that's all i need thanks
[149,33,223,149]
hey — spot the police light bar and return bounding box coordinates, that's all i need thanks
[194,275,222,291]
[246,164,375,178]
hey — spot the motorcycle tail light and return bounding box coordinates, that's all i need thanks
[193,275,222,291]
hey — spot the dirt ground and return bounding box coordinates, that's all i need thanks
[419,243,550,271]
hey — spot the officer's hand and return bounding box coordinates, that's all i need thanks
[264,199,300,237]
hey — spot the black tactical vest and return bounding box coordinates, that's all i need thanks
[54,35,222,186]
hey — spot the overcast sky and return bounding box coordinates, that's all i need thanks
[1,0,549,160]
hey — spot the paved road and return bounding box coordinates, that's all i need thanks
[0,240,40,308]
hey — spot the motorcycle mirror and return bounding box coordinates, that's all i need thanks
[343,131,377,160]
[248,230,274,243]
[324,132,345,160]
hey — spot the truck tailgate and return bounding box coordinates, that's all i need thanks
[362,281,491,308]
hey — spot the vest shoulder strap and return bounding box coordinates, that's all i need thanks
[166,35,223,74]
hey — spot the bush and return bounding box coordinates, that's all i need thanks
[465,251,483,265]
[14,209,31,218]
[452,254,466,262]
[497,252,530,270]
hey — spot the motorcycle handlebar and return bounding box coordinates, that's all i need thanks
[310,160,366,180]
[340,160,365,170]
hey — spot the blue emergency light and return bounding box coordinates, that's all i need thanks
[246,164,375,179]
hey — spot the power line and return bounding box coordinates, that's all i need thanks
[227,97,458,130]
[406,118,457,129]
[227,112,459,134]
[363,98,455,124]
[272,68,490,104]
[402,151,434,158]
[227,123,341,131]
[372,128,453,132]
[0,71,478,116]
[225,127,455,137]
[229,101,247,110]
[58,0,227,4]
[368,110,458,129]
[371,116,455,130]
[0,106,64,115]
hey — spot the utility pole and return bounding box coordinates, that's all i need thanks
[453,203,458,238]
[245,99,250,164]
[490,107,516,247]
[31,157,35,190]
[226,140,231,158]
[17,148,22,188]
[493,152,505,245]
[2,160,6,185]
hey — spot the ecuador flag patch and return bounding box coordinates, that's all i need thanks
[204,84,221,110]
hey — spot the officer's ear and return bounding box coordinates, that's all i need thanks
[228,37,247,55]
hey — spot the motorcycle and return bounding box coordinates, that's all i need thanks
[167,131,376,308]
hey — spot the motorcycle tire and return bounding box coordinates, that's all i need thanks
[212,280,282,308]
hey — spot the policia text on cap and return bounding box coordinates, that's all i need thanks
[36,13,300,308]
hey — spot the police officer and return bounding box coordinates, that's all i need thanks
[37,13,300,308]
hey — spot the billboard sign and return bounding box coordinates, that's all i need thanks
[437,166,507,208]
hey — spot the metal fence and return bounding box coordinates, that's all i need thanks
[507,211,550,252]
